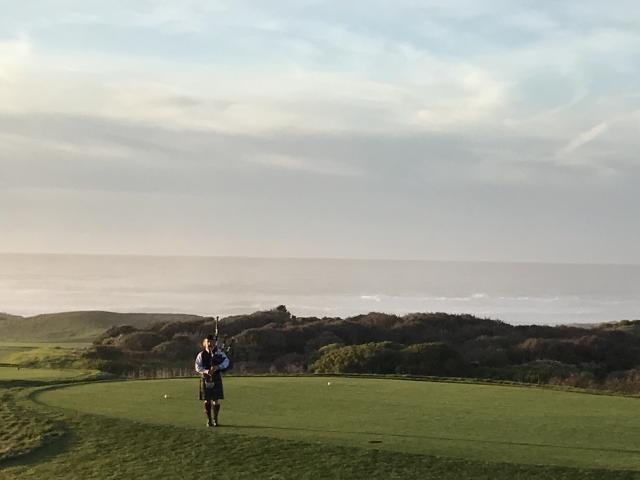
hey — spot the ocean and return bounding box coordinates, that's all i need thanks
[1,253,639,325]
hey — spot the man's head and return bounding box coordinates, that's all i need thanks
[203,334,215,350]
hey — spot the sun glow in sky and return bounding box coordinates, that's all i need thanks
[1,1,639,263]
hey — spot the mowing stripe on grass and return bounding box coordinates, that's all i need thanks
[35,376,640,470]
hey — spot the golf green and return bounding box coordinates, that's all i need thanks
[36,376,640,470]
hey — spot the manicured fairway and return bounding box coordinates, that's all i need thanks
[0,345,33,363]
[0,366,95,382]
[0,342,89,369]
[36,376,640,470]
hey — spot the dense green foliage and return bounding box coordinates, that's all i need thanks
[78,306,640,393]
[310,341,465,375]
[6,307,640,392]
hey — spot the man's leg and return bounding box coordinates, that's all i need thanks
[213,400,221,426]
[204,400,213,426]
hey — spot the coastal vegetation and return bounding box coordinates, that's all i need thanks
[72,306,640,393]
[5,306,640,393]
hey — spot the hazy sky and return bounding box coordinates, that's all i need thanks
[1,1,639,263]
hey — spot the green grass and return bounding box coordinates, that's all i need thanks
[0,368,102,465]
[0,341,91,349]
[4,375,640,479]
[1,389,637,480]
[4,346,83,369]
[0,311,200,342]
[0,345,33,363]
[0,390,64,462]
[33,376,640,471]
[10,407,636,480]
[0,342,90,368]
[0,366,98,382]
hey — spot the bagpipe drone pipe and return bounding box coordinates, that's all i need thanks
[211,316,234,372]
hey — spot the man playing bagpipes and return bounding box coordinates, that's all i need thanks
[195,328,230,427]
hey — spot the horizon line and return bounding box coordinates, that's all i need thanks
[1,250,638,268]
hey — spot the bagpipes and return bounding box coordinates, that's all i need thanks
[210,316,234,372]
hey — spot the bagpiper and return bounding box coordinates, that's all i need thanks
[195,332,230,427]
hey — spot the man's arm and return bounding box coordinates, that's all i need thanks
[195,352,208,374]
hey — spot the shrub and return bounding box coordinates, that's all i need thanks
[399,342,466,376]
[311,341,404,374]
[272,353,305,373]
[152,335,198,361]
[94,325,137,345]
[494,360,579,384]
[115,331,165,351]
[84,345,123,360]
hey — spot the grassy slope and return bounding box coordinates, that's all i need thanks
[0,368,100,464]
[0,366,98,382]
[1,370,640,479]
[7,412,639,480]
[0,342,93,370]
[0,311,202,342]
[0,389,64,463]
[34,376,640,471]
[0,345,34,363]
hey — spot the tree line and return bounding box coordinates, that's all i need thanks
[84,306,640,392]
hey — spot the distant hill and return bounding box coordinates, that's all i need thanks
[0,311,203,342]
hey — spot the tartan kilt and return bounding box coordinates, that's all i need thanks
[199,376,224,401]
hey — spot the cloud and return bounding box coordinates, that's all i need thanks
[0,35,31,81]
[248,153,363,177]
[2,2,637,144]
[1,1,639,262]
[0,37,509,137]
[556,122,609,159]
[0,130,134,160]
[413,66,507,129]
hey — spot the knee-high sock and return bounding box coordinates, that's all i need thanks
[205,401,212,419]
[213,403,220,420]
